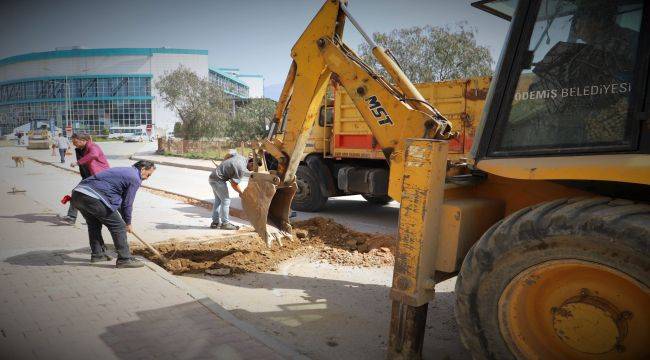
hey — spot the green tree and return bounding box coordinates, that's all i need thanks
[156,66,232,140]
[226,98,276,143]
[173,122,183,138]
[358,23,493,83]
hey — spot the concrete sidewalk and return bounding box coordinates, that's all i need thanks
[0,148,306,359]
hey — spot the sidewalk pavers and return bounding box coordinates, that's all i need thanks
[0,147,304,359]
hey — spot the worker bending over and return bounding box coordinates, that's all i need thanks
[209,149,253,230]
[71,160,156,268]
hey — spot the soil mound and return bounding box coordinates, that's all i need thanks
[133,217,396,275]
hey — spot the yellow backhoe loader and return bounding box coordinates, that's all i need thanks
[242,0,649,358]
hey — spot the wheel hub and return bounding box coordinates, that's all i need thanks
[552,295,621,354]
[498,260,648,359]
[294,178,310,201]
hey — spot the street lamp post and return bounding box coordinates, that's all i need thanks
[49,78,70,134]
[65,76,70,130]
[42,66,71,135]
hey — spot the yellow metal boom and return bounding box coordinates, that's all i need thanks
[242,0,453,244]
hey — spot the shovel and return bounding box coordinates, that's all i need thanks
[240,172,296,246]
[130,230,169,265]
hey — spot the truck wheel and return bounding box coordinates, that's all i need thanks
[362,194,392,206]
[291,165,327,212]
[455,197,650,360]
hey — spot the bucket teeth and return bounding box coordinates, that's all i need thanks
[241,173,295,246]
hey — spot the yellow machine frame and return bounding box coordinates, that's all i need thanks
[242,1,650,359]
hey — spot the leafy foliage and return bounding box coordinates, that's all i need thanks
[358,23,493,83]
[227,98,276,143]
[156,66,232,140]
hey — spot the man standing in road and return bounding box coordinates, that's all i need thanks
[61,133,110,224]
[55,133,70,163]
[71,160,156,268]
[208,149,253,230]
[70,133,109,175]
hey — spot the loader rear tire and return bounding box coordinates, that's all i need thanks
[455,197,650,360]
[291,165,328,212]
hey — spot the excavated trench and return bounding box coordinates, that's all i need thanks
[133,217,396,275]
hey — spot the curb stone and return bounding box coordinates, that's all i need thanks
[130,155,215,172]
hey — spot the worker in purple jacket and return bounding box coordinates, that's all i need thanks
[71,160,156,268]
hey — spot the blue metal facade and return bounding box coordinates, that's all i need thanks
[0,74,153,135]
[0,48,256,135]
[0,48,209,135]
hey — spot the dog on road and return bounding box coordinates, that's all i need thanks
[11,156,25,167]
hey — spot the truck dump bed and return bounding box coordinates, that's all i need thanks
[308,77,491,160]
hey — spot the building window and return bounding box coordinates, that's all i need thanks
[208,71,249,98]
[0,75,152,135]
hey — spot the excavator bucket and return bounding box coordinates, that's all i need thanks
[241,173,296,246]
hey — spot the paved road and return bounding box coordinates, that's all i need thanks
[10,144,253,244]
[126,142,400,234]
[27,141,399,234]
[0,145,303,359]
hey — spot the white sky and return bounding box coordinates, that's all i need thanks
[0,0,511,95]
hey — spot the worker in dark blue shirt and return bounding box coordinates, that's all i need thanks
[70,160,156,268]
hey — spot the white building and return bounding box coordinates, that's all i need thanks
[238,74,264,98]
[213,68,264,98]
[0,47,254,136]
[208,68,249,99]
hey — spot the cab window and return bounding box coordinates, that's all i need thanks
[318,106,334,127]
[492,0,645,154]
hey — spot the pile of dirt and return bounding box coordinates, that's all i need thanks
[293,217,395,267]
[134,217,396,275]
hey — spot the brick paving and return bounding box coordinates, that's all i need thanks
[0,148,299,360]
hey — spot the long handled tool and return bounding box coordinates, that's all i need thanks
[130,230,169,265]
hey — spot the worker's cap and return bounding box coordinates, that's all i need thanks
[227,149,238,156]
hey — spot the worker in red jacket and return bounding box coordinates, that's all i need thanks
[70,133,110,175]
[61,133,110,224]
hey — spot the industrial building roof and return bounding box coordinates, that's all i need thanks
[209,67,249,88]
[0,48,209,66]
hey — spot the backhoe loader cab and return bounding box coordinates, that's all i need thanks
[447,1,650,358]
[473,0,648,160]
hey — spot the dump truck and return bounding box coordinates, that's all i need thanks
[294,77,490,211]
[241,0,650,358]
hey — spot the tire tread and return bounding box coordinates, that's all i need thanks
[455,197,650,360]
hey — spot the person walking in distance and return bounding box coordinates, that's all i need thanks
[70,160,156,268]
[55,133,70,163]
[208,149,253,230]
[61,133,110,224]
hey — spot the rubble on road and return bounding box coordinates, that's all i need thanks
[133,217,396,275]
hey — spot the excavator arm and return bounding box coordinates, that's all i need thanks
[241,0,453,244]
